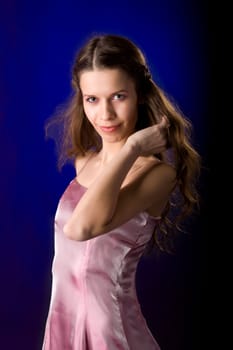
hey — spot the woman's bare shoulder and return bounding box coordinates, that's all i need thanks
[148,160,177,187]
[128,157,177,195]
[74,151,96,174]
[126,155,173,185]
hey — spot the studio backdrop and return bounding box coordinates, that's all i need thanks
[0,1,209,349]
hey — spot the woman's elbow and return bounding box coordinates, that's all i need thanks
[63,221,91,241]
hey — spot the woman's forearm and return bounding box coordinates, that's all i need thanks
[64,142,139,239]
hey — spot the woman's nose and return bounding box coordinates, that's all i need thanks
[100,100,116,120]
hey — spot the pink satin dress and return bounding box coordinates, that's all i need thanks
[42,178,161,350]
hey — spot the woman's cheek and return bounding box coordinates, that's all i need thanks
[84,106,95,124]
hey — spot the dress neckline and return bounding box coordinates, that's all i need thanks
[73,177,88,190]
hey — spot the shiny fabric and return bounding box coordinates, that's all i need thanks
[42,179,161,350]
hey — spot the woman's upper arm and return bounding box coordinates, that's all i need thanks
[99,162,176,234]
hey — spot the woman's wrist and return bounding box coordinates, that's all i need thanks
[124,138,141,159]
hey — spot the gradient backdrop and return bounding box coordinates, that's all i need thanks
[0,1,211,349]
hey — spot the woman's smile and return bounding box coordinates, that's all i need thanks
[99,124,121,133]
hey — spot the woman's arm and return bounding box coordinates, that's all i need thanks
[64,117,173,240]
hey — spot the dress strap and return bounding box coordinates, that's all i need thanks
[76,151,95,178]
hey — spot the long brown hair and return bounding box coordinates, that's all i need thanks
[45,33,201,252]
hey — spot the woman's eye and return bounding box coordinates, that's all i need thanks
[113,94,125,100]
[86,96,96,103]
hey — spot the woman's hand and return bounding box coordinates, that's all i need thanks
[126,116,170,156]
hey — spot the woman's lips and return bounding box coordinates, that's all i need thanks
[99,125,120,132]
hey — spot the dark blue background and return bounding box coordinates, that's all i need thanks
[0,1,211,349]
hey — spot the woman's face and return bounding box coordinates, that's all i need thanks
[80,68,138,145]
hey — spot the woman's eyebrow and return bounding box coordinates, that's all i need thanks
[83,89,128,97]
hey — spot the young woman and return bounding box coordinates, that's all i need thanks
[42,34,201,349]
